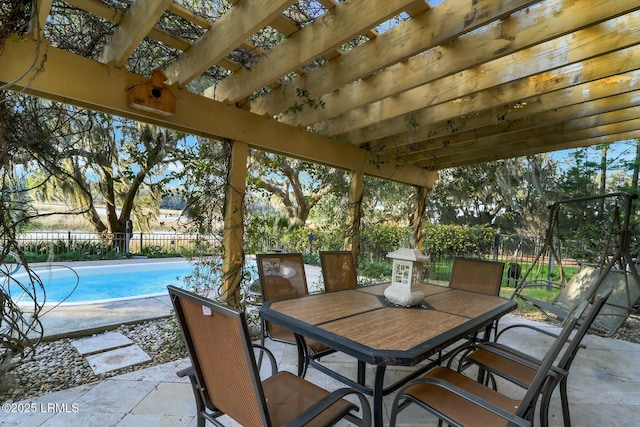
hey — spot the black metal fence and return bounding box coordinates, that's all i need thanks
[15,231,214,259]
[15,231,566,282]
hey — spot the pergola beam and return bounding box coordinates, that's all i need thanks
[0,36,434,188]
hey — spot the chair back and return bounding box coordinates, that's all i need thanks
[515,290,611,419]
[257,253,309,341]
[168,285,270,427]
[449,257,505,296]
[320,250,358,292]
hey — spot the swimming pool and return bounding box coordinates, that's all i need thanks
[10,260,210,304]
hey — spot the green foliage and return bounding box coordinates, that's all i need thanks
[302,253,320,266]
[357,260,392,284]
[423,224,496,258]
[360,224,411,261]
[287,88,326,114]
[280,224,319,254]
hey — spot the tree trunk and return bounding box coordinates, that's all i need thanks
[632,138,639,189]
[599,144,608,213]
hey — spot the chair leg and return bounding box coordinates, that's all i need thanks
[183,371,206,427]
[560,377,572,427]
[257,320,266,369]
[539,389,551,427]
[294,334,309,377]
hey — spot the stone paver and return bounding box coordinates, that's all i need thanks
[84,345,152,374]
[71,332,133,356]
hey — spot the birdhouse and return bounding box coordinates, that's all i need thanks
[384,248,430,307]
[127,68,176,116]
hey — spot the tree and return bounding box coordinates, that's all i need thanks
[424,155,559,237]
[557,148,600,200]
[23,99,186,241]
[247,151,347,225]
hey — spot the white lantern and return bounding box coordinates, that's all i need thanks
[384,248,430,307]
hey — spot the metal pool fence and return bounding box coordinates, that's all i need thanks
[15,231,569,280]
[15,231,215,259]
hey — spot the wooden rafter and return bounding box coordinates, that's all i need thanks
[254,0,538,122]
[98,0,173,66]
[323,1,640,142]
[164,0,294,87]
[209,0,417,104]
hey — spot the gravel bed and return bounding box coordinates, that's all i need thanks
[1,313,638,404]
[0,318,188,404]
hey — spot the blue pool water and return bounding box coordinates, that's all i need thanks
[11,261,200,304]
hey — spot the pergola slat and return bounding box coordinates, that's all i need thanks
[98,0,174,66]
[209,0,417,104]
[306,3,640,132]
[253,0,539,121]
[163,0,295,87]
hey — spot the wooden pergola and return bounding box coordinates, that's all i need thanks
[2,0,639,303]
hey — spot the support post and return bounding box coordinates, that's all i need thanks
[410,173,438,251]
[346,171,364,260]
[220,141,249,307]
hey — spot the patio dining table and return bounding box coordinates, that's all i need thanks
[259,283,517,426]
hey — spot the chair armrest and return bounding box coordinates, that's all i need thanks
[252,344,278,377]
[495,324,586,350]
[176,365,194,378]
[285,387,372,427]
[496,323,559,341]
[466,342,543,372]
[393,376,531,427]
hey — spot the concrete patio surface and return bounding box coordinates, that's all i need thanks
[6,259,640,425]
[3,315,640,426]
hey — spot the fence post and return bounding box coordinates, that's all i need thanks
[493,233,500,261]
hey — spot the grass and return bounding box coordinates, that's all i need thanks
[501,282,561,317]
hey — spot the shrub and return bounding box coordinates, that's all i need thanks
[423,224,496,258]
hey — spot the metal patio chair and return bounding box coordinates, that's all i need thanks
[449,257,506,340]
[320,250,358,292]
[388,291,611,427]
[168,285,372,427]
[256,253,333,377]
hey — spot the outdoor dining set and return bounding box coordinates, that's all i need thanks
[166,251,614,427]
